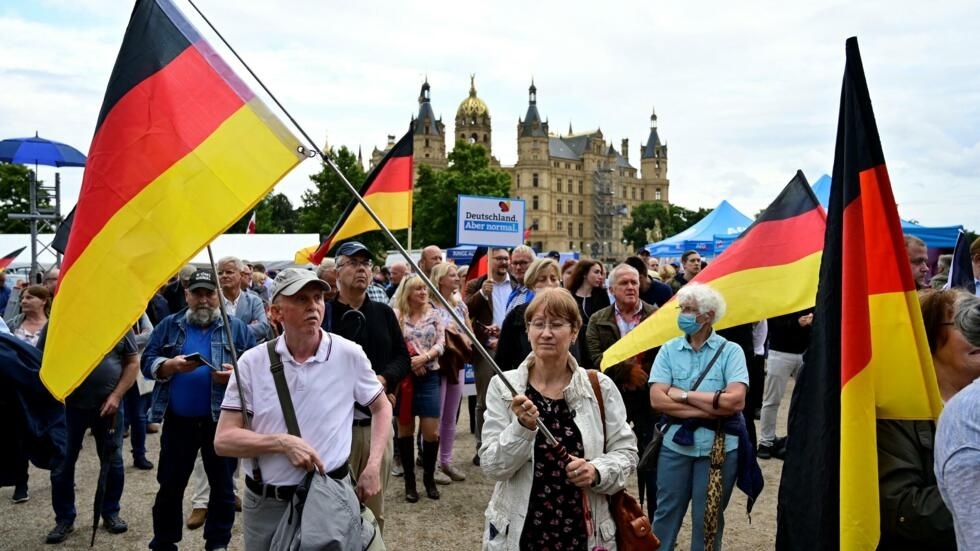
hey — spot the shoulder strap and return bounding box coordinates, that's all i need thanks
[266,339,301,438]
[691,341,726,391]
[587,369,607,453]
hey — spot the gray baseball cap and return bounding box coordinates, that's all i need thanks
[271,268,331,301]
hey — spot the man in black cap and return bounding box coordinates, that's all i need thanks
[322,241,409,534]
[546,250,561,261]
[141,269,255,551]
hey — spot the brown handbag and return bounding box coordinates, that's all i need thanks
[438,325,472,385]
[587,369,661,551]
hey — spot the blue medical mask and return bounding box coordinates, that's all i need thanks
[677,313,703,335]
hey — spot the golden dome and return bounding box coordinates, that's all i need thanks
[456,75,490,119]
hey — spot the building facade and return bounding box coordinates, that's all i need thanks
[375,78,670,260]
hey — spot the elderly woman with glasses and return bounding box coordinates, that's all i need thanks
[648,282,750,551]
[480,288,637,550]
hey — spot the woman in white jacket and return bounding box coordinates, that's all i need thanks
[480,288,638,550]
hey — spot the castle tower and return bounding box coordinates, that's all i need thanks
[455,75,492,154]
[640,107,670,203]
[411,78,447,182]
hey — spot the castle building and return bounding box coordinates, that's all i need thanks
[378,78,670,260]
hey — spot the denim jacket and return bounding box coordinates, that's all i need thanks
[141,311,255,422]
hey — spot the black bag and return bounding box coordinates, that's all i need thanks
[637,343,727,473]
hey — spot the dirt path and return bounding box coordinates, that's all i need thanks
[1,393,788,550]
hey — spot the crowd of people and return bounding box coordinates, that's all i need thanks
[1,233,979,549]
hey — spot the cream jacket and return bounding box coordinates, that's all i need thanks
[480,355,638,550]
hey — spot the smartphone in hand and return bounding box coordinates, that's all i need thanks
[184,352,219,371]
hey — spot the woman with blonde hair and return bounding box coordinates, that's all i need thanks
[429,262,472,482]
[391,274,445,502]
[481,288,637,549]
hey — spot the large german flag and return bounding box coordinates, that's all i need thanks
[299,129,413,265]
[0,246,26,271]
[40,0,303,400]
[775,38,943,551]
[600,170,825,368]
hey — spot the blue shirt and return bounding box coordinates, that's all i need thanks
[168,323,216,417]
[649,331,748,457]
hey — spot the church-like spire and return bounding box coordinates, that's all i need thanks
[641,106,663,158]
[413,77,442,136]
[519,79,547,137]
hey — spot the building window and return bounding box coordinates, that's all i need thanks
[569,241,574,250]
[567,200,573,214]
[568,224,574,237]
[578,201,583,215]
[557,178,562,192]
[641,187,645,201]
[557,220,563,231]
[517,174,521,187]
[631,187,636,200]
[532,173,539,187]
[655,188,662,201]
[622,185,627,198]
[557,200,563,214]
[532,195,539,210]
[578,223,584,238]
[424,138,430,147]
[578,181,583,194]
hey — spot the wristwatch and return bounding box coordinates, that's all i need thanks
[679,391,689,403]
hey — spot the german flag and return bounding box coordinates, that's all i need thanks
[465,246,489,284]
[41,0,303,400]
[300,129,414,265]
[600,170,825,368]
[0,246,26,271]
[775,38,943,551]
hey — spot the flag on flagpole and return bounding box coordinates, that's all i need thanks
[465,246,488,285]
[600,170,825,369]
[41,0,304,400]
[943,229,975,294]
[0,246,27,271]
[246,210,257,234]
[298,129,414,265]
[775,37,944,551]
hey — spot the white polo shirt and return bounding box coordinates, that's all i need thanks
[222,330,383,486]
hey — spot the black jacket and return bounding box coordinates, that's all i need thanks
[325,295,410,398]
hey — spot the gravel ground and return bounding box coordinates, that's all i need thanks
[1,388,789,550]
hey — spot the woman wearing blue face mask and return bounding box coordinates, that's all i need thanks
[647,283,758,551]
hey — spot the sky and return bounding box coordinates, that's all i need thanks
[1,0,978,233]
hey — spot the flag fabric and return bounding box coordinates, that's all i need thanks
[465,246,488,285]
[246,211,257,234]
[0,246,27,271]
[776,37,944,551]
[943,229,975,294]
[302,129,414,265]
[40,0,303,400]
[600,170,825,368]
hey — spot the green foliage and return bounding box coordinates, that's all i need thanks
[622,201,713,251]
[0,163,52,233]
[227,192,298,234]
[412,141,512,248]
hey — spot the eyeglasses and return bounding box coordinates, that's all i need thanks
[511,260,531,267]
[677,305,700,315]
[528,320,571,332]
[492,256,510,262]
[339,258,373,269]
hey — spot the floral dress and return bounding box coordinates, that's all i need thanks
[519,384,587,551]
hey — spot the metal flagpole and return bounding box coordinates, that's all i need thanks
[186,0,561,447]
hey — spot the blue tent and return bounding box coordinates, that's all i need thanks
[811,173,961,248]
[644,200,752,258]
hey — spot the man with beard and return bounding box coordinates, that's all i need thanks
[142,269,255,551]
[321,241,409,534]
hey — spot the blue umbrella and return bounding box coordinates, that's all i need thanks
[0,132,86,168]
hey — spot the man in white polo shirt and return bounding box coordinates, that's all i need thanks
[215,268,392,551]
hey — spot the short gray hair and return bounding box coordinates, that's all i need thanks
[217,256,244,271]
[675,282,726,324]
[609,263,639,286]
[317,258,337,280]
[511,245,535,259]
[955,294,980,348]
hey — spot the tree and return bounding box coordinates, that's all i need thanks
[0,163,53,233]
[412,141,512,248]
[621,201,713,251]
[226,192,298,234]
